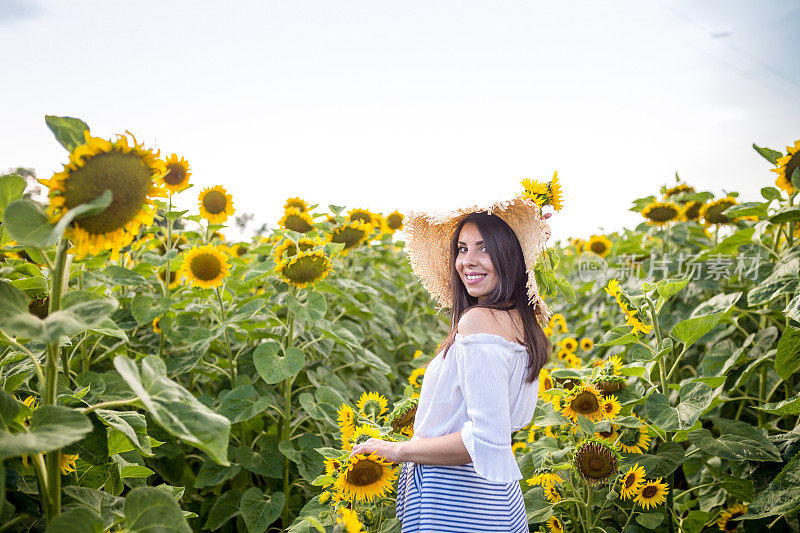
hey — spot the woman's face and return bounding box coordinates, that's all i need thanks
[455,222,499,303]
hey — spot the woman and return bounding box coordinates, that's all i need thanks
[350,195,553,532]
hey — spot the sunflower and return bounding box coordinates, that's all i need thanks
[159,266,181,289]
[60,453,80,475]
[603,354,623,375]
[275,249,332,289]
[152,233,188,254]
[593,374,627,396]
[159,153,191,194]
[562,383,604,423]
[385,397,418,435]
[556,348,572,361]
[580,338,594,351]
[600,396,622,419]
[328,220,373,254]
[272,236,318,263]
[0,241,22,262]
[619,417,652,454]
[349,424,381,448]
[595,426,620,445]
[625,307,654,335]
[412,350,423,359]
[605,279,652,335]
[527,468,564,488]
[543,483,562,503]
[560,337,578,351]
[336,507,365,533]
[528,423,557,440]
[635,477,669,509]
[538,368,554,398]
[604,278,622,299]
[337,404,356,446]
[570,237,584,255]
[681,200,704,221]
[772,140,800,193]
[41,130,167,257]
[564,352,583,369]
[152,317,162,334]
[521,177,549,206]
[549,172,564,212]
[198,185,235,224]
[717,503,748,531]
[347,208,379,227]
[408,367,425,388]
[180,244,230,289]
[619,463,646,500]
[284,197,309,212]
[573,437,620,485]
[511,442,527,455]
[385,210,404,232]
[335,452,398,502]
[28,296,49,319]
[549,313,568,332]
[357,391,388,419]
[546,516,564,533]
[324,458,342,477]
[641,200,681,226]
[700,196,738,225]
[663,183,695,199]
[586,235,612,257]
[279,207,315,233]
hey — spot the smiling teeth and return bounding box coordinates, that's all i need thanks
[466,274,486,280]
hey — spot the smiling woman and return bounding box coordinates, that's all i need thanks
[349,191,554,532]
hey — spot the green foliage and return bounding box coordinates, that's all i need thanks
[45,115,90,152]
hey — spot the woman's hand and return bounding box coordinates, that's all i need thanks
[349,438,404,464]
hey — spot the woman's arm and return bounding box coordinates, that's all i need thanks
[349,432,471,465]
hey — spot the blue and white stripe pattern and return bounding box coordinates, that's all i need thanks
[395,462,528,532]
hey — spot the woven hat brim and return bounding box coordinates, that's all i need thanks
[403,194,553,324]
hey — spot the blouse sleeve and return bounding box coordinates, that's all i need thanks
[453,339,522,482]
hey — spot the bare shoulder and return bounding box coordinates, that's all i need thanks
[457,307,507,337]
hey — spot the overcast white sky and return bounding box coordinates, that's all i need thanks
[1,0,798,243]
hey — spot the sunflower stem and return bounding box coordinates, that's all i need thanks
[164,195,174,301]
[585,484,593,531]
[0,331,45,386]
[42,237,69,522]
[281,288,297,528]
[214,286,237,387]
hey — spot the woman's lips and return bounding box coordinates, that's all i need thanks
[464,273,487,285]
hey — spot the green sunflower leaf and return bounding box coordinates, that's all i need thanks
[45,506,104,533]
[775,325,800,381]
[0,174,26,224]
[0,401,93,459]
[743,450,800,519]
[45,115,90,152]
[688,417,781,462]
[752,143,783,165]
[124,486,191,533]
[2,190,111,249]
[769,205,800,224]
[240,488,286,533]
[113,355,231,465]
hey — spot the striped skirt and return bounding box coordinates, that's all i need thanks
[395,462,528,532]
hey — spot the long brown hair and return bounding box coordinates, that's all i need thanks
[438,212,550,383]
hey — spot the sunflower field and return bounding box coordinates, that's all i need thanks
[0,116,798,533]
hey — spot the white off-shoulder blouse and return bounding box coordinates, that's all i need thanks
[412,332,539,483]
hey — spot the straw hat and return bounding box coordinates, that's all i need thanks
[403,194,553,324]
